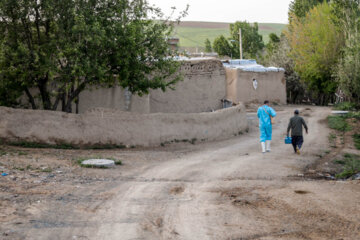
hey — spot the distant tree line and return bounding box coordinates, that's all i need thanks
[205,21,264,60]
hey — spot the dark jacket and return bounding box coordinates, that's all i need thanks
[287,115,308,136]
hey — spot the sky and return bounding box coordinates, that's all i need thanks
[148,0,293,24]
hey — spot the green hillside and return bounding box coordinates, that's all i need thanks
[173,21,286,50]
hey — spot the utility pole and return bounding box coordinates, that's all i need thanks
[239,29,243,59]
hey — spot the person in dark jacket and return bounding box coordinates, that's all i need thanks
[287,109,308,154]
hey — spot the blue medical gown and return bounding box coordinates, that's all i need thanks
[257,105,277,142]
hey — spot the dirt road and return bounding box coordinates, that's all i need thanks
[1,106,360,239]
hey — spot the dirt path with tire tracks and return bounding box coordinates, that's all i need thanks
[2,106,359,240]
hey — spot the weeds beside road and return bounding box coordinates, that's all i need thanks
[327,105,360,179]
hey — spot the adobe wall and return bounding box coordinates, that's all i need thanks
[0,104,247,147]
[78,87,150,113]
[150,59,226,113]
[76,59,226,114]
[225,68,286,104]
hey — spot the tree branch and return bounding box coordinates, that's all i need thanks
[52,83,67,110]
[64,78,91,112]
[35,6,42,44]
[24,87,37,109]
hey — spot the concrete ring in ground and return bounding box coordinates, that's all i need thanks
[81,159,115,168]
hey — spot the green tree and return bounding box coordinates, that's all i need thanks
[332,0,360,102]
[229,21,264,59]
[288,0,329,22]
[264,34,305,103]
[204,38,212,52]
[286,2,344,105]
[265,33,280,56]
[0,0,184,112]
[212,35,231,57]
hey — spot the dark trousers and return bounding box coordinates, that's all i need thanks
[292,136,304,152]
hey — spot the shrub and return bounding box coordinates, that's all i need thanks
[353,134,360,150]
[333,102,357,111]
[327,116,352,132]
[335,154,360,179]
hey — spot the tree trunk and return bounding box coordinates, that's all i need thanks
[61,92,66,112]
[292,91,299,104]
[38,76,52,110]
[75,97,79,114]
[24,88,37,109]
[63,79,88,113]
[64,85,74,113]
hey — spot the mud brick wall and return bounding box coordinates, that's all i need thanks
[0,104,247,147]
[226,68,286,105]
[77,59,226,114]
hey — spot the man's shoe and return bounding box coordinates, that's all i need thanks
[296,147,300,155]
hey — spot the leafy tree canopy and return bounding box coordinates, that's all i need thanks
[265,33,280,55]
[229,21,264,59]
[332,0,360,102]
[212,35,231,57]
[0,0,185,112]
[204,38,212,53]
[263,33,305,104]
[288,0,329,22]
[286,2,344,104]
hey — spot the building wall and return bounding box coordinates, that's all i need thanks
[77,59,226,114]
[78,87,150,113]
[0,104,248,147]
[19,59,285,114]
[226,68,286,104]
[150,59,226,113]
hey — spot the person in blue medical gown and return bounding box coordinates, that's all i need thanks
[257,100,277,153]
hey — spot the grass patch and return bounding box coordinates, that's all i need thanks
[353,134,360,150]
[8,141,78,149]
[7,141,128,150]
[328,133,336,141]
[40,167,52,173]
[327,116,352,132]
[84,144,126,150]
[335,154,360,179]
[334,159,345,165]
[14,167,25,171]
[333,102,358,111]
[18,151,28,156]
[0,149,6,156]
[174,22,286,48]
[344,111,360,120]
[328,133,337,148]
